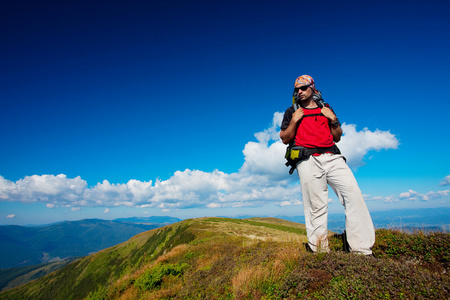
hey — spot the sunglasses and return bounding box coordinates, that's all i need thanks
[294,85,310,93]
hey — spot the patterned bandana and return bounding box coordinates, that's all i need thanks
[294,75,317,93]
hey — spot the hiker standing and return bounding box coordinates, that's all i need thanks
[280,75,375,255]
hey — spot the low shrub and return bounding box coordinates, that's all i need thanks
[373,229,450,264]
[134,263,189,291]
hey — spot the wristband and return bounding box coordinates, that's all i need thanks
[330,120,339,127]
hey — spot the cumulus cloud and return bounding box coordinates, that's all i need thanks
[239,115,399,181]
[0,171,300,211]
[398,189,417,200]
[240,112,288,181]
[338,124,399,168]
[104,208,110,213]
[0,111,400,211]
[440,175,450,186]
[0,174,86,205]
[6,214,15,219]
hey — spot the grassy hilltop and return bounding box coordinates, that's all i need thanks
[0,217,448,299]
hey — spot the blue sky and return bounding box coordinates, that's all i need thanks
[1,0,449,225]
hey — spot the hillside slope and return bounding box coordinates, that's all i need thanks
[0,258,80,291]
[1,217,448,299]
[0,218,173,268]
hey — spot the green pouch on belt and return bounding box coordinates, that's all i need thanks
[285,145,305,161]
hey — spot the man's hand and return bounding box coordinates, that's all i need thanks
[321,106,338,123]
[292,107,304,123]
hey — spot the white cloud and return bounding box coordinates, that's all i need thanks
[239,115,399,182]
[0,174,86,203]
[104,208,110,213]
[0,112,401,211]
[240,112,289,181]
[364,189,450,203]
[338,124,399,169]
[0,171,300,211]
[83,180,135,207]
[399,189,418,200]
[397,189,450,201]
[419,190,450,201]
[6,214,15,218]
[440,175,450,186]
[254,112,284,144]
[240,140,288,181]
[368,195,397,203]
[278,199,302,207]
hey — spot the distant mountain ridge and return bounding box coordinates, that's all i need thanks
[0,217,181,269]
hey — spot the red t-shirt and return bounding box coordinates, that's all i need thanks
[294,107,335,148]
[281,105,337,149]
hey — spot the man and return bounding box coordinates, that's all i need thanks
[280,75,375,255]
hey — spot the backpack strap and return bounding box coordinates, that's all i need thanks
[285,101,344,175]
[289,103,300,147]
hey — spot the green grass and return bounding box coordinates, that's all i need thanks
[373,228,449,264]
[1,218,448,300]
[134,263,189,291]
[207,217,308,235]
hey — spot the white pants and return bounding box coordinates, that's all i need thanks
[297,153,375,254]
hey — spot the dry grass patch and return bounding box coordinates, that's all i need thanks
[155,244,189,264]
[275,243,303,269]
[117,286,139,300]
[142,276,183,300]
[232,265,267,297]
[232,258,287,299]
[195,253,219,271]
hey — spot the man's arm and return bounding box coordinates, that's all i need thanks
[330,123,343,142]
[321,106,343,142]
[280,125,296,145]
[280,108,304,144]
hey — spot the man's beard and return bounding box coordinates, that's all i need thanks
[295,94,312,103]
